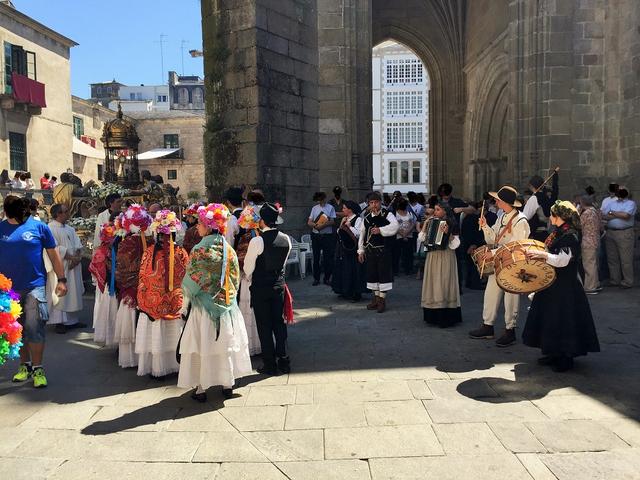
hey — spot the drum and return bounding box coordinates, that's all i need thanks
[493,240,556,294]
[472,245,494,277]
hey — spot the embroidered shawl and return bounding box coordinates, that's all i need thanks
[182,225,202,254]
[137,240,188,320]
[89,245,111,293]
[116,234,154,306]
[182,234,240,322]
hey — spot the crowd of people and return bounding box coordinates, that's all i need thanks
[0,170,58,190]
[0,188,292,401]
[309,173,636,372]
[0,173,636,398]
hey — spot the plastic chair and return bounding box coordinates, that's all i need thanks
[285,244,302,279]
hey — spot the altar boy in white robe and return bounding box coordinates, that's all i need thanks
[47,204,85,334]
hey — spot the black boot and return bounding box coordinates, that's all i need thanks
[258,363,280,376]
[469,324,495,339]
[277,356,291,374]
[552,356,574,372]
[496,328,517,347]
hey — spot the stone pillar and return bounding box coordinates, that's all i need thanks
[200,0,319,231]
[318,0,372,200]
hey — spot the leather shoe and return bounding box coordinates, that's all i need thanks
[366,296,379,310]
[191,390,207,403]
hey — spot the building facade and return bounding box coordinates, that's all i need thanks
[372,41,429,194]
[112,84,170,112]
[168,71,205,110]
[0,3,76,181]
[128,110,206,199]
[89,80,123,107]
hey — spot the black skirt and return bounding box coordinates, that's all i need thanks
[332,248,366,298]
[522,231,600,357]
[423,307,462,328]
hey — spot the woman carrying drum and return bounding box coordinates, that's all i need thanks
[522,201,600,372]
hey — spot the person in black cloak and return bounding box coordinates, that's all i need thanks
[332,200,366,302]
[522,200,600,372]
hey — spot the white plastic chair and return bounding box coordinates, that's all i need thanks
[297,241,312,279]
[285,244,302,279]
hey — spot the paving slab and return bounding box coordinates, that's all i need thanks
[488,421,548,453]
[19,404,100,430]
[85,405,180,432]
[515,453,558,480]
[192,432,269,463]
[426,378,498,399]
[364,400,431,426]
[526,420,630,453]
[285,403,367,430]
[600,418,640,447]
[0,403,43,427]
[432,423,508,455]
[48,460,219,480]
[423,397,547,423]
[276,460,372,480]
[244,430,324,461]
[294,384,313,404]
[325,425,443,459]
[540,449,640,480]
[532,393,633,420]
[313,381,414,404]
[245,385,297,406]
[0,427,36,455]
[167,407,236,432]
[214,462,288,480]
[220,406,286,431]
[4,456,63,480]
[406,380,434,399]
[368,454,533,479]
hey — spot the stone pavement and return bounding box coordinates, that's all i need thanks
[1,276,640,480]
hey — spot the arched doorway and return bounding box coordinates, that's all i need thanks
[372,40,431,194]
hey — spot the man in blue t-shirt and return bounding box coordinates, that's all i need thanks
[307,192,336,286]
[0,196,67,388]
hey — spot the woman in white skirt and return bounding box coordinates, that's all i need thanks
[178,203,252,402]
[136,209,189,378]
[236,205,262,356]
[89,221,119,346]
[418,203,463,328]
[114,205,153,368]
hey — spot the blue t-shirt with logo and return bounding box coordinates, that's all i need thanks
[0,217,56,292]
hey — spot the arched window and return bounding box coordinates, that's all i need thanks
[177,88,189,106]
[192,87,204,108]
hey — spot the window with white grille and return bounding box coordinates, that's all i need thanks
[385,58,424,85]
[389,160,422,184]
[385,122,424,151]
[385,91,424,116]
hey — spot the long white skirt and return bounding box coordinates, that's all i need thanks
[177,303,252,390]
[239,277,261,356]
[49,310,80,326]
[114,303,138,368]
[93,288,118,346]
[135,313,183,377]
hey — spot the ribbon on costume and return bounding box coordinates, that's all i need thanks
[141,234,147,252]
[109,244,116,296]
[220,237,231,305]
[169,236,175,291]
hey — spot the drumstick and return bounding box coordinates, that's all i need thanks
[532,166,560,194]
[478,202,485,231]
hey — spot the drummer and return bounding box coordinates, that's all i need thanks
[469,186,530,347]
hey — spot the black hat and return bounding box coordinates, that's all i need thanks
[343,200,361,216]
[260,202,280,225]
[225,187,243,206]
[489,186,522,208]
[529,175,544,190]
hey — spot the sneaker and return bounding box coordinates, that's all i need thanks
[469,324,494,339]
[277,356,291,374]
[32,367,48,388]
[496,329,517,347]
[12,364,32,383]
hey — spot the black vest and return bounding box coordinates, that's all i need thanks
[232,208,246,249]
[363,209,392,250]
[252,229,290,289]
[337,215,358,252]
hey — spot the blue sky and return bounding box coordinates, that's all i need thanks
[14,0,204,97]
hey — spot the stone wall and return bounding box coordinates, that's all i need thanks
[131,112,206,200]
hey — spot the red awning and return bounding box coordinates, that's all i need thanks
[11,72,46,108]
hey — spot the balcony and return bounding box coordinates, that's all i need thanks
[0,73,46,114]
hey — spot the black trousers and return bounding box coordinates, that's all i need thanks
[393,237,414,275]
[252,288,288,367]
[312,233,335,281]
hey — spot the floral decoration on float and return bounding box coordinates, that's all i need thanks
[0,274,23,365]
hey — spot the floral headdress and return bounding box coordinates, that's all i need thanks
[197,203,230,235]
[238,205,261,230]
[113,213,127,237]
[0,274,23,365]
[120,204,153,235]
[184,202,202,216]
[99,221,118,246]
[151,209,183,235]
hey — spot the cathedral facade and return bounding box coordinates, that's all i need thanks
[200,0,639,227]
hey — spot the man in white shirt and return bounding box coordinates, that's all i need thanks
[224,187,243,246]
[602,186,636,288]
[307,192,336,286]
[469,186,531,347]
[47,204,85,334]
[93,193,123,248]
[522,169,559,241]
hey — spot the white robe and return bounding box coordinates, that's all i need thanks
[47,220,84,315]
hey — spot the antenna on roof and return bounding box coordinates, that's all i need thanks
[154,34,168,84]
[180,40,188,76]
